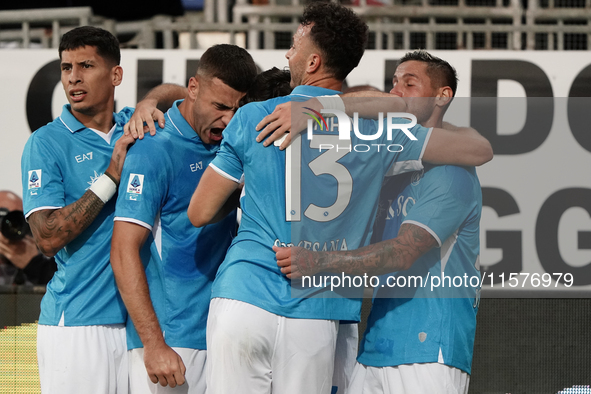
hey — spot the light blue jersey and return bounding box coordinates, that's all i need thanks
[210,85,432,321]
[114,100,236,350]
[21,105,134,326]
[358,164,482,374]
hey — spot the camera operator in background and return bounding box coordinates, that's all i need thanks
[0,190,56,285]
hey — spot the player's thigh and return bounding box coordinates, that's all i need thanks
[129,347,206,394]
[37,324,127,394]
[384,363,470,394]
[332,322,359,394]
[206,298,278,394]
[272,316,339,394]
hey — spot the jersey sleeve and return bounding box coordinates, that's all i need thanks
[209,107,249,183]
[403,165,478,247]
[114,137,169,230]
[357,117,431,176]
[21,131,66,218]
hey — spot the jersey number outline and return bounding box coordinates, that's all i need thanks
[276,134,353,222]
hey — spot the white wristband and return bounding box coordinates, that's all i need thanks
[89,173,117,203]
[316,95,346,114]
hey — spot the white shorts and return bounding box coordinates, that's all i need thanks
[348,362,470,394]
[332,322,359,394]
[206,298,339,394]
[129,347,207,394]
[37,324,128,394]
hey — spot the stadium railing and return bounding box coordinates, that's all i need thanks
[0,1,589,50]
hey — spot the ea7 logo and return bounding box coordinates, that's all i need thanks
[190,162,203,172]
[75,152,93,163]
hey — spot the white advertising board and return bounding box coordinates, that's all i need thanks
[1,49,590,292]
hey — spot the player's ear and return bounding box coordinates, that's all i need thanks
[435,86,453,108]
[112,65,123,87]
[307,53,321,74]
[187,77,198,101]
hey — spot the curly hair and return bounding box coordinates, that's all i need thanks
[301,2,368,81]
[398,50,458,96]
[59,26,120,66]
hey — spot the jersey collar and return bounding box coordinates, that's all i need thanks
[59,104,123,133]
[290,85,342,99]
[166,100,204,142]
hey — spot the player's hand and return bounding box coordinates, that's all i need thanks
[0,234,39,269]
[144,342,187,388]
[255,100,310,150]
[275,245,318,279]
[105,134,136,185]
[124,99,165,139]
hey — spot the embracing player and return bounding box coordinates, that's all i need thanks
[187,3,491,394]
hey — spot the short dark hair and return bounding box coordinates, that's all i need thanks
[241,67,293,105]
[301,2,368,81]
[198,44,258,93]
[397,50,458,96]
[59,26,120,65]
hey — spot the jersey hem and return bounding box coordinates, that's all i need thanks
[114,217,153,231]
[210,295,361,322]
[209,163,241,183]
[357,357,472,375]
[25,206,63,220]
[402,219,442,247]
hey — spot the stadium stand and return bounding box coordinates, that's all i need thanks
[0,0,590,49]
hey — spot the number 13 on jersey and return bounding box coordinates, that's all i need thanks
[276,134,353,223]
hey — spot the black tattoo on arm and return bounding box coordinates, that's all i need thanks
[29,190,105,256]
[302,223,438,276]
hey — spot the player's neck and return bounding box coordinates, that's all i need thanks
[422,118,443,128]
[303,75,343,92]
[421,107,444,129]
[71,104,115,134]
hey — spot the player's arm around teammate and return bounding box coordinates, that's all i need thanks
[276,222,438,279]
[255,97,492,166]
[28,133,135,257]
[124,83,187,138]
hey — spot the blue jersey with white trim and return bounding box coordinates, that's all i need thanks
[21,104,134,326]
[114,100,236,350]
[358,164,482,374]
[209,85,431,321]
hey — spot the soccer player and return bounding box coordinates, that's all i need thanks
[187,3,491,394]
[21,26,140,393]
[275,51,482,394]
[110,45,257,394]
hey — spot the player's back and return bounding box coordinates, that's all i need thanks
[359,164,482,374]
[210,86,431,321]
